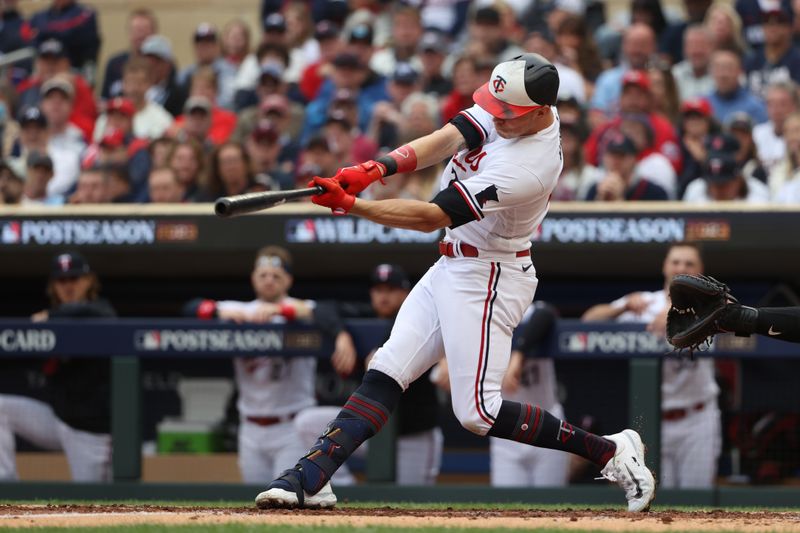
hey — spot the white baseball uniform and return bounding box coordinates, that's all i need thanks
[216,297,317,483]
[369,104,562,436]
[490,305,569,487]
[613,290,721,488]
[0,394,111,482]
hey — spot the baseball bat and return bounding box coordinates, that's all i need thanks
[214,185,324,218]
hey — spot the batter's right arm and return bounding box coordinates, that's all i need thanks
[335,123,467,194]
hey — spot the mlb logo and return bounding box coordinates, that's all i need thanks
[286,219,317,243]
[561,332,588,352]
[1,222,21,244]
[135,330,161,351]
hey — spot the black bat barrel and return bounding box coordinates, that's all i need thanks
[214,186,324,218]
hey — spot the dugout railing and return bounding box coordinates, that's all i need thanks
[0,318,798,507]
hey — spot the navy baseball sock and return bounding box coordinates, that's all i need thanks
[488,400,617,466]
[290,370,402,494]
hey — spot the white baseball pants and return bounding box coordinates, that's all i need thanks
[0,394,111,482]
[370,255,538,436]
[660,400,721,489]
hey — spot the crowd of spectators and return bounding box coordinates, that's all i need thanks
[3,0,800,206]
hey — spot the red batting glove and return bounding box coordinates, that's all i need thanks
[309,176,356,215]
[333,161,386,195]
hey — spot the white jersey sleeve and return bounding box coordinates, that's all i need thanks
[449,104,497,149]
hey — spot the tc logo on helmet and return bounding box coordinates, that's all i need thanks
[492,75,507,93]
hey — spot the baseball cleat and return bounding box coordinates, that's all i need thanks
[255,469,337,510]
[599,429,656,512]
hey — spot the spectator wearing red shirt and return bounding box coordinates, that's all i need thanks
[299,21,344,103]
[584,70,683,174]
[17,39,97,142]
[169,67,237,146]
[441,56,482,123]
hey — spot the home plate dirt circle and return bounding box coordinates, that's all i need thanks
[1,505,799,531]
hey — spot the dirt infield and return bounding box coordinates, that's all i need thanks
[1,505,799,531]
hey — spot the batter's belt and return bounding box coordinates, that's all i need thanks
[439,240,530,259]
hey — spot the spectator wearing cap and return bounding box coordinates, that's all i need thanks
[20,152,63,205]
[684,133,770,201]
[323,109,378,170]
[745,5,800,96]
[0,251,115,482]
[142,35,188,117]
[29,0,100,78]
[170,96,214,150]
[671,24,716,102]
[17,39,97,141]
[586,134,669,201]
[441,56,483,123]
[343,23,378,73]
[736,0,793,51]
[585,71,683,175]
[40,76,85,197]
[95,58,173,142]
[301,50,389,143]
[0,0,34,81]
[724,111,769,186]
[678,97,720,194]
[258,11,313,87]
[417,31,453,97]
[752,80,798,173]
[147,166,186,204]
[369,6,424,78]
[179,23,238,111]
[246,119,293,190]
[619,112,679,199]
[170,67,237,146]
[231,42,291,111]
[295,136,336,189]
[100,8,158,100]
[468,6,525,63]
[9,107,48,163]
[589,24,657,127]
[233,90,304,150]
[707,48,768,125]
[298,21,345,102]
[772,111,800,201]
[524,29,587,105]
[367,63,421,150]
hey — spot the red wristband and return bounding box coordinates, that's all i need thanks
[389,145,418,174]
[197,299,217,319]
[280,302,297,321]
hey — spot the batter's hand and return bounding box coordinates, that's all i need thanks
[333,161,386,195]
[310,176,356,215]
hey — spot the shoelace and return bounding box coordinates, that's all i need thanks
[596,465,636,494]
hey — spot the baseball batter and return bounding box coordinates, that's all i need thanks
[256,53,655,512]
[582,243,721,489]
[187,246,357,483]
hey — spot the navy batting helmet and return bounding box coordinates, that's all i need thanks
[473,53,560,119]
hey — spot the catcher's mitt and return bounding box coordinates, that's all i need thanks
[667,274,736,351]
